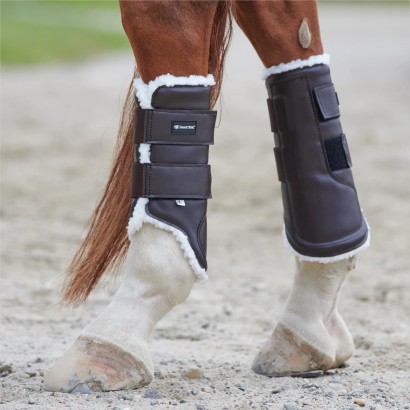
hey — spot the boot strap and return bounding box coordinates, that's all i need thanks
[131,163,211,199]
[134,108,216,145]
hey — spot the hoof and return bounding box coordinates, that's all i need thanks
[325,311,355,368]
[44,335,154,392]
[251,323,334,377]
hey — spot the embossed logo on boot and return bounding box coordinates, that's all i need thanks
[171,121,197,135]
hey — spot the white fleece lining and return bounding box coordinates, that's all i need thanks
[128,198,208,281]
[261,53,330,80]
[138,144,151,164]
[283,214,371,263]
[133,74,215,109]
[128,74,214,281]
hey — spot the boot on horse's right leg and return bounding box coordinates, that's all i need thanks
[44,76,216,392]
[252,58,369,377]
[232,0,369,377]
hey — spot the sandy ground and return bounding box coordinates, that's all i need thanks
[1,4,410,410]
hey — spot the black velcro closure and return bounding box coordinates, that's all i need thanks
[314,83,340,121]
[131,163,212,199]
[267,97,287,133]
[273,147,286,182]
[267,99,278,132]
[134,108,216,145]
[324,135,352,171]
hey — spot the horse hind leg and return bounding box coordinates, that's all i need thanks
[44,0,227,392]
[232,0,361,376]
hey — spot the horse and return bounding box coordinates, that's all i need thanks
[43,0,369,392]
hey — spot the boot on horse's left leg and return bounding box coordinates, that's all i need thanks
[44,1,228,392]
[44,75,217,392]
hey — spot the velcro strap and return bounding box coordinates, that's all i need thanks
[324,134,352,171]
[134,108,216,145]
[273,147,286,182]
[267,97,287,133]
[267,99,278,133]
[149,145,209,165]
[314,83,340,120]
[131,163,212,199]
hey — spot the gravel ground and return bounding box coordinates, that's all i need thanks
[1,4,409,410]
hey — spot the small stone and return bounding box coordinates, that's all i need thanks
[143,389,161,399]
[196,405,207,410]
[71,383,91,395]
[186,368,203,380]
[34,357,43,363]
[354,399,365,407]
[302,383,318,389]
[25,368,38,377]
[191,388,200,395]
[223,305,232,316]
[271,387,283,394]
[28,398,35,404]
[0,371,8,378]
[325,391,335,398]
[0,364,13,374]
[284,403,297,410]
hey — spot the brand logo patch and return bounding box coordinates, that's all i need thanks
[171,121,197,135]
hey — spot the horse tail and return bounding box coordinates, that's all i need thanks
[62,3,232,305]
[61,78,135,305]
[209,0,233,108]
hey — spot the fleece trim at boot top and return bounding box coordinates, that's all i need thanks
[261,53,330,80]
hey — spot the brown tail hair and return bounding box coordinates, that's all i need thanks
[62,2,232,305]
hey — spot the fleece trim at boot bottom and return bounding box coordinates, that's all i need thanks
[127,198,208,281]
[282,213,371,263]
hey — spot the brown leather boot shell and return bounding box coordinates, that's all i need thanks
[266,65,368,258]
